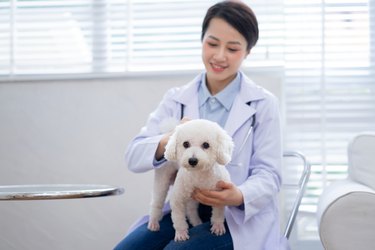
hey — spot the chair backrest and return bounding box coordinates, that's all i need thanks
[280,151,311,239]
[348,132,375,190]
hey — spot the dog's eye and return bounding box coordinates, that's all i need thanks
[202,142,210,149]
[183,141,190,148]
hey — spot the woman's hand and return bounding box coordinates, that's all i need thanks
[192,180,244,207]
[155,117,191,161]
[155,131,173,161]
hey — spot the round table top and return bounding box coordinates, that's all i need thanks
[0,184,124,200]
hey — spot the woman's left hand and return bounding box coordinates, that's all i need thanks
[192,180,244,207]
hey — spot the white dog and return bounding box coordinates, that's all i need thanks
[147,119,234,241]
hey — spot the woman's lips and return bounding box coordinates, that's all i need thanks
[211,63,227,73]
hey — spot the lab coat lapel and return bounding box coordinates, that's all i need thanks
[182,95,199,119]
[225,96,255,137]
[172,73,202,120]
[224,73,265,137]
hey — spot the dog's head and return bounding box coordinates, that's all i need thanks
[164,119,234,171]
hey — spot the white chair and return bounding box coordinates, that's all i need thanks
[317,132,375,250]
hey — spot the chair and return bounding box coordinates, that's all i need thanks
[317,132,375,250]
[281,151,311,239]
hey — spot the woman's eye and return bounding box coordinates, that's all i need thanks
[228,48,238,52]
[202,142,210,149]
[208,42,218,47]
[183,141,190,148]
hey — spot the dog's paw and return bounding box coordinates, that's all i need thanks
[174,229,189,241]
[210,222,226,236]
[147,220,160,231]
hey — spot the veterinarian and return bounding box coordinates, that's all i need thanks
[115,1,284,249]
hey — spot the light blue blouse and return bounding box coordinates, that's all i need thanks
[198,73,241,128]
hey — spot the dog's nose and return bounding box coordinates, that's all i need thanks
[188,157,198,167]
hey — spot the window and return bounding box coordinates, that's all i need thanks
[283,0,375,241]
[0,0,129,76]
[0,0,282,78]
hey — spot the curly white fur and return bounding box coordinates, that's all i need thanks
[147,119,234,242]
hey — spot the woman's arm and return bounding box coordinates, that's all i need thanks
[125,88,179,173]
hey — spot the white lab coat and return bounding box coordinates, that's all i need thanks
[125,71,288,250]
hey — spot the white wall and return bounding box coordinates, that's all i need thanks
[0,70,282,250]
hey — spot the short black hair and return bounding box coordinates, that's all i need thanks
[201,1,259,51]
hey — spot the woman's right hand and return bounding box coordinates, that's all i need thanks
[180,117,191,124]
[154,117,191,161]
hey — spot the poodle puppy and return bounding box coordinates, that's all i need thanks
[147,119,234,242]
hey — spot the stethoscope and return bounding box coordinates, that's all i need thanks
[236,102,256,156]
[180,102,256,164]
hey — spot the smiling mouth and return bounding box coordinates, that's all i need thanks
[211,63,227,73]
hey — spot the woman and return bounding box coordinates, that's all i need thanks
[115,1,284,249]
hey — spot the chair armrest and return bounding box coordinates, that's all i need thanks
[317,179,375,249]
[317,179,375,227]
[282,151,311,239]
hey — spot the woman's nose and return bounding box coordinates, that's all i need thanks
[213,48,226,61]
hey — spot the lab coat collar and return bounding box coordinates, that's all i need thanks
[173,71,266,136]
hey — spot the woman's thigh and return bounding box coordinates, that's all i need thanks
[114,214,175,250]
[164,221,233,250]
[114,213,233,250]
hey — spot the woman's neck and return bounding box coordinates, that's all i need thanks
[206,74,237,95]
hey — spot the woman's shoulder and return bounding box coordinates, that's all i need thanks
[163,73,202,101]
[240,72,278,102]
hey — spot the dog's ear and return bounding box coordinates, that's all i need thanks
[216,127,234,165]
[164,129,178,161]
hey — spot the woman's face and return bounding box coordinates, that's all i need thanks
[202,17,249,92]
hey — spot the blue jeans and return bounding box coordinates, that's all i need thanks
[114,211,233,250]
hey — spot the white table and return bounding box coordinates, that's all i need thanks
[0,184,124,200]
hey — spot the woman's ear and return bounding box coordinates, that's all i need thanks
[216,127,234,165]
[164,129,178,161]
